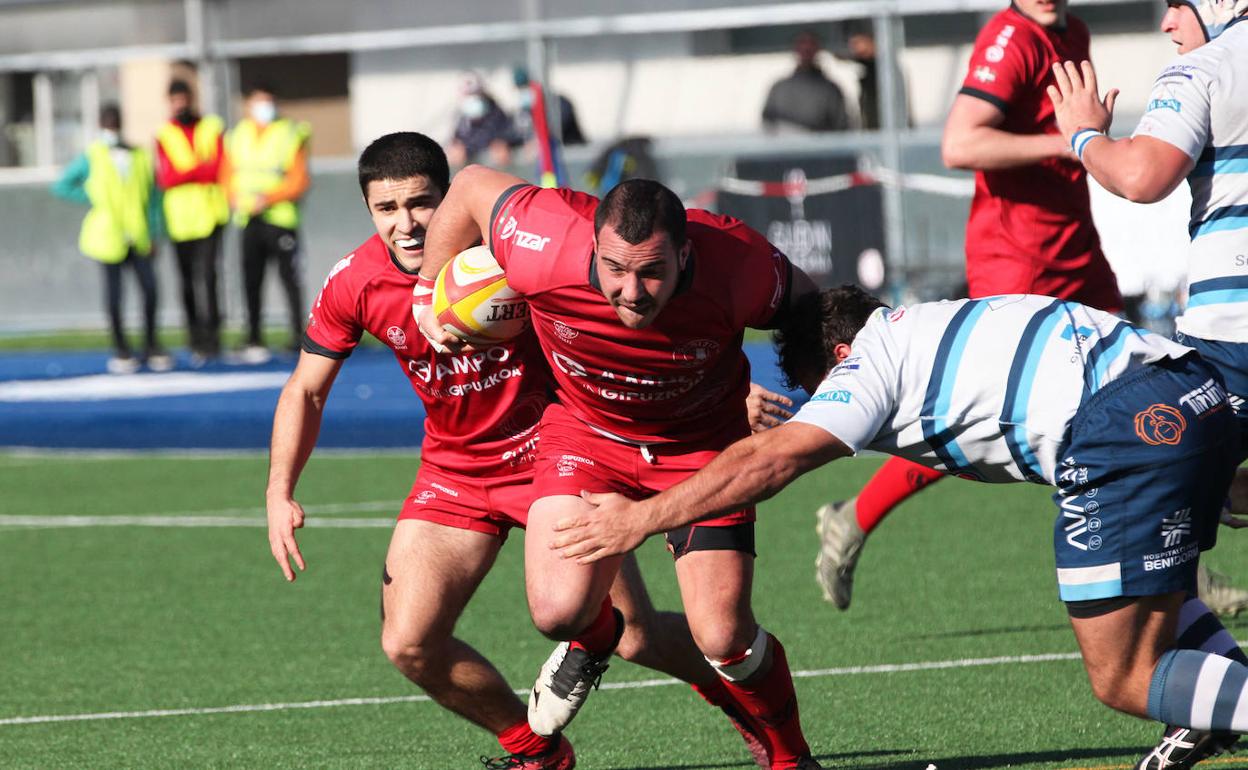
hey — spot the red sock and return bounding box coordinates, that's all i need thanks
[719,634,810,765]
[856,457,944,534]
[569,597,618,657]
[497,719,555,757]
[692,678,773,759]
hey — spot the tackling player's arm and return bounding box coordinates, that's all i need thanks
[415,164,527,348]
[1047,60,1194,202]
[265,351,345,581]
[550,422,851,563]
[942,93,1074,171]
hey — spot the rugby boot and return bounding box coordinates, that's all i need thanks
[815,499,866,610]
[1197,565,1248,617]
[1134,725,1239,769]
[481,735,576,769]
[787,755,825,769]
[528,609,624,736]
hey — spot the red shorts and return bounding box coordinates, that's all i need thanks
[966,252,1123,313]
[398,463,535,538]
[531,402,755,530]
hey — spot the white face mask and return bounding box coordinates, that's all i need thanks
[250,100,277,124]
[461,95,488,120]
[99,129,120,147]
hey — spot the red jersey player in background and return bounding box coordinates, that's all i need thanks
[811,0,1125,613]
[265,133,771,769]
[416,166,822,770]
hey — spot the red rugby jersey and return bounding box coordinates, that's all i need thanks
[958,7,1105,272]
[304,233,550,475]
[489,184,791,445]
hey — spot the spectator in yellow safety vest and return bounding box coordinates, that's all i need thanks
[223,82,311,364]
[52,103,171,375]
[156,79,229,365]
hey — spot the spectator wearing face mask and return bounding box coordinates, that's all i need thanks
[446,72,522,169]
[155,79,229,364]
[53,103,170,374]
[223,82,311,363]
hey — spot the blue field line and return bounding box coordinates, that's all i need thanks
[0,343,801,451]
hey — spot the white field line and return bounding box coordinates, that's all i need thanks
[0,502,398,529]
[0,652,1090,727]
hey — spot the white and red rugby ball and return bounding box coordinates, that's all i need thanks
[431,245,529,344]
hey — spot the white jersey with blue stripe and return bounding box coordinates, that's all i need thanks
[1133,21,1248,343]
[790,296,1192,485]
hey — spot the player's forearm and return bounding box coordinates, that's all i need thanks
[943,127,1069,171]
[420,164,526,280]
[639,434,808,536]
[266,383,326,500]
[1080,136,1184,203]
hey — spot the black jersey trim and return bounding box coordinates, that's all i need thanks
[959,86,1008,114]
[301,332,352,360]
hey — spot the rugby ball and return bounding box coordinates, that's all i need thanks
[431,245,529,344]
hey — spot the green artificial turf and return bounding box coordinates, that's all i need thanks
[1,453,1245,769]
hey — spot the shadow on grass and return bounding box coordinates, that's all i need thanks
[607,744,1152,770]
[852,744,1148,769]
[913,623,1072,641]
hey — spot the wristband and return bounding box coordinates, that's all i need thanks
[411,273,436,307]
[1070,128,1105,161]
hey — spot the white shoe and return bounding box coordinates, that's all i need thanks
[815,498,866,610]
[1198,564,1248,617]
[106,355,140,375]
[145,351,174,372]
[528,610,622,737]
[239,345,272,365]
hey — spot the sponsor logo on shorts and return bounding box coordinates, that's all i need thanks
[1063,489,1103,549]
[811,390,852,403]
[673,339,720,367]
[556,454,595,477]
[1134,404,1186,446]
[1142,543,1199,572]
[1178,378,1227,419]
[1161,507,1192,548]
[429,482,460,498]
[414,490,436,504]
[1230,394,1245,415]
[553,321,579,342]
[386,326,407,349]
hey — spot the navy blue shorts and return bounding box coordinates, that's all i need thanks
[1175,332,1248,460]
[1052,355,1238,602]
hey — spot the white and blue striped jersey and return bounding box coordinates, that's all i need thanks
[1133,22,1248,343]
[790,295,1191,485]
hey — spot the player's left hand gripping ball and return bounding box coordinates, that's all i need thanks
[429,245,530,345]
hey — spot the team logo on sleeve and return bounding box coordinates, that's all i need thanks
[811,390,852,403]
[673,339,720,366]
[386,326,408,349]
[984,23,1015,63]
[973,66,996,83]
[1134,404,1187,446]
[499,215,518,240]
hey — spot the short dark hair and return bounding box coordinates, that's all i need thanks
[774,285,887,390]
[168,79,193,98]
[244,81,276,98]
[357,132,450,199]
[99,103,122,130]
[593,178,686,248]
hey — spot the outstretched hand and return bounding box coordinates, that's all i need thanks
[1046,60,1118,146]
[549,491,650,564]
[747,382,794,433]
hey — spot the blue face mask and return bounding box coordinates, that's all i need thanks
[461,95,488,120]
[249,100,277,124]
